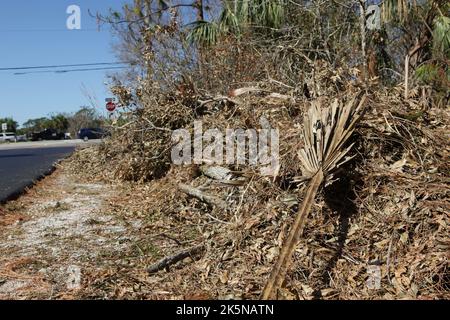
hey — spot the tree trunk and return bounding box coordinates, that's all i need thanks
[404,54,410,99]
[195,0,206,86]
[358,1,368,84]
[195,0,204,21]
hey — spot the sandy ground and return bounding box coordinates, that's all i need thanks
[0,169,141,299]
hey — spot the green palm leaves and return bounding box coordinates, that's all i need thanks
[433,14,450,56]
[188,0,285,46]
[381,0,416,23]
[188,21,222,46]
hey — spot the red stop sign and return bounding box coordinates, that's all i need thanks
[106,101,116,112]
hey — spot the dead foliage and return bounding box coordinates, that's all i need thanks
[62,47,449,301]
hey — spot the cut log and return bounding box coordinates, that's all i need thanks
[263,93,295,104]
[229,87,264,97]
[179,183,227,210]
[200,165,231,180]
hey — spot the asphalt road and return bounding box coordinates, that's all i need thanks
[0,140,99,203]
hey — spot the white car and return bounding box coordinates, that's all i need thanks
[0,132,17,143]
[16,134,27,142]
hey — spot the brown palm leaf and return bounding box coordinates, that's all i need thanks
[261,92,367,300]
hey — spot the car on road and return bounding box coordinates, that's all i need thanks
[30,129,65,141]
[15,135,27,142]
[0,132,17,143]
[78,128,108,141]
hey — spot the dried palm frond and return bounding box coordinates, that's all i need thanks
[298,93,367,181]
[261,92,367,300]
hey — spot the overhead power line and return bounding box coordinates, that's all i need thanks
[14,66,127,75]
[0,28,106,33]
[0,62,127,72]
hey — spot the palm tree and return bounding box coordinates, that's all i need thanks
[380,0,449,99]
[381,0,416,23]
[188,0,285,45]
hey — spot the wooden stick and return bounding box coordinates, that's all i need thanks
[147,244,205,274]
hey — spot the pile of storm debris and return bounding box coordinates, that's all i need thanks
[65,66,449,299]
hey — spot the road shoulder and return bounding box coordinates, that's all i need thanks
[0,168,142,299]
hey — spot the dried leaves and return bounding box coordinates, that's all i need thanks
[298,93,367,179]
[64,81,449,300]
[262,93,367,299]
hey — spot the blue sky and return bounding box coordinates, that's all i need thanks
[0,1,127,126]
